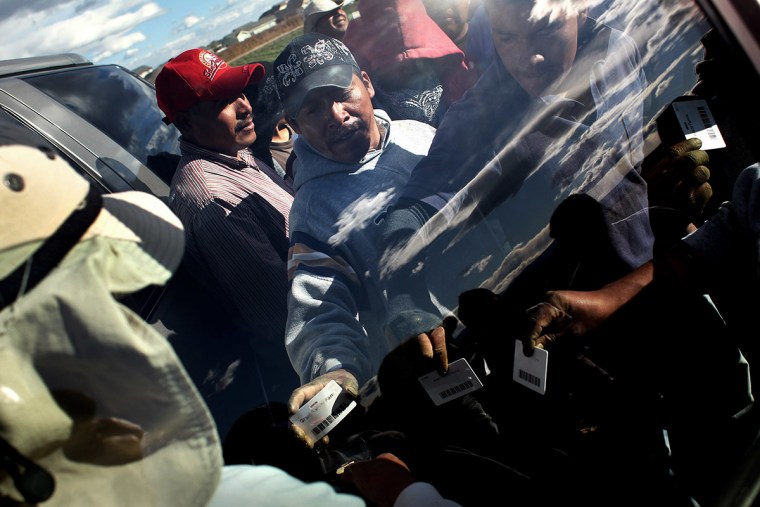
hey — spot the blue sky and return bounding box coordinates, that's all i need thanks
[0,0,279,71]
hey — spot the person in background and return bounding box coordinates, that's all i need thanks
[421,0,471,52]
[421,0,495,75]
[155,48,299,403]
[303,0,350,41]
[245,61,296,179]
[343,0,477,127]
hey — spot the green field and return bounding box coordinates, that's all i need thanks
[230,29,303,65]
[229,3,359,65]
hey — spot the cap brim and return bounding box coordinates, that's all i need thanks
[205,62,267,103]
[84,191,186,285]
[283,64,355,117]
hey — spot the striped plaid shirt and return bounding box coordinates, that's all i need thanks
[169,139,294,347]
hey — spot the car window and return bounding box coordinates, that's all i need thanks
[14,0,760,505]
[0,107,106,191]
[263,0,760,503]
[376,0,719,322]
[21,65,180,171]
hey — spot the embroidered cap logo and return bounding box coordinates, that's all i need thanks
[302,39,334,69]
[199,50,225,81]
[278,53,304,88]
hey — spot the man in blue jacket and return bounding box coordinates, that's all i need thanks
[273,33,438,417]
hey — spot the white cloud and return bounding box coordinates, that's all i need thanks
[0,0,164,60]
[92,31,147,62]
[160,33,197,53]
[184,15,202,28]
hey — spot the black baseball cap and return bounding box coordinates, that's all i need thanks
[273,33,360,117]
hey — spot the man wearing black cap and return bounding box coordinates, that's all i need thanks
[154,48,299,402]
[272,33,440,419]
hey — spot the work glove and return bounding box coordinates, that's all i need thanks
[287,369,359,449]
[642,138,712,225]
[520,290,610,357]
[520,299,573,357]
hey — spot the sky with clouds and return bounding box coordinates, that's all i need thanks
[0,0,278,71]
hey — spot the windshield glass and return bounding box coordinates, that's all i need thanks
[5,0,760,505]
[233,0,760,503]
[23,65,180,169]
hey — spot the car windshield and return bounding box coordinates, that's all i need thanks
[22,64,180,168]
[217,0,760,504]
[4,0,760,505]
[368,0,713,314]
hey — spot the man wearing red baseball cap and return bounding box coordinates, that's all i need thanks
[154,48,300,404]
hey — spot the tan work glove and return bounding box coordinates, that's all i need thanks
[642,138,713,225]
[287,369,359,449]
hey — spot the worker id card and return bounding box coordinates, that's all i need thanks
[289,380,357,445]
[671,99,726,150]
[418,357,484,406]
[512,340,548,395]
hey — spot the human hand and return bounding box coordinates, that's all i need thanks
[412,315,457,377]
[642,138,712,224]
[287,369,359,448]
[382,315,457,381]
[63,416,144,466]
[52,389,144,466]
[375,316,458,413]
[340,453,415,507]
[521,290,611,356]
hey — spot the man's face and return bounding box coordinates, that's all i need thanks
[422,0,470,43]
[181,94,256,157]
[290,72,380,164]
[487,0,580,98]
[315,8,349,40]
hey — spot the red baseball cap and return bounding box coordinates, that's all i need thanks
[155,48,266,125]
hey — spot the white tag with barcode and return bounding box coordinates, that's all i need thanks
[513,340,548,395]
[418,357,483,406]
[672,99,726,150]
[289,380,356,445]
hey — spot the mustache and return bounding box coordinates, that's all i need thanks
[235,115,254,132]
[331,120,364,142]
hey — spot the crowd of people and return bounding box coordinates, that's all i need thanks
[3,0,760,506]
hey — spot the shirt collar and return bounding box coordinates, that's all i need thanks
[179,137,259,171]
[358,110,392,163]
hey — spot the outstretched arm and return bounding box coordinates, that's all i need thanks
[522,242,698,354]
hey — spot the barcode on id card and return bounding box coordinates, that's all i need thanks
[312,401,350,436]
[418,358,484,406]
[672,100,726,150]
[696,105,718,139]
[518,369,541,387]
[439,379,474,400]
